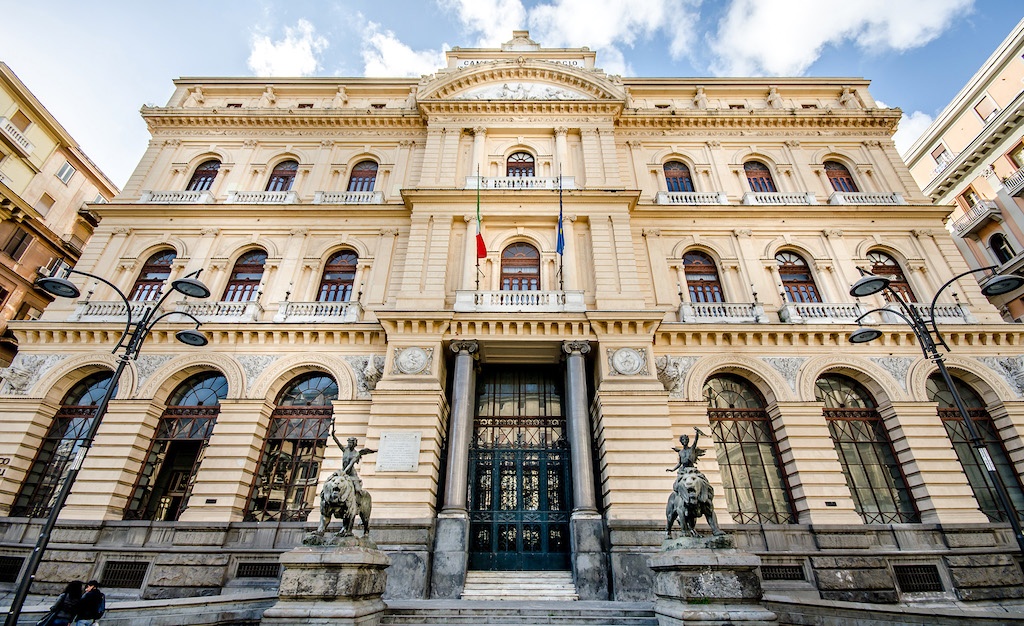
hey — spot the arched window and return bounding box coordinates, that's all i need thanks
[744,161,776,193]
[501,243,540,291]
[186,159,220,192]
[990,233,1016,265]
[129,250,177,301]
[222,250,267,302]
[868,250,917,302]
[125,372,227,521]
[12,372,117,517]
[824,161,858,193]
[347,161,378,192]
[683,251,724,303]
[507,152,535,177]
[246,373,339,521]
[927,374,1024,522]
[815,374,918,524]
[318,250,358,302]
[266,159,298,192]
[704,375,795,524]
[664,161,694,192]
[776,251,821,303]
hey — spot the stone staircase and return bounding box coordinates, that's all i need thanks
[381,571,658,625]
[381,600,658,626]
[461,571,579,601]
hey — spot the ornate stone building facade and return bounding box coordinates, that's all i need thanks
[1,32,1022,605]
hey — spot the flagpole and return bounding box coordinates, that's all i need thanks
[475,165,481,291]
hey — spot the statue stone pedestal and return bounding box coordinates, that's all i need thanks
[648,536,778,626]
[261,536,390,626]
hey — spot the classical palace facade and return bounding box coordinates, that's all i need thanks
[1,32,1023,605]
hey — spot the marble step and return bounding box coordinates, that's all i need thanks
[461,571,578,601]
[381,599,658,625]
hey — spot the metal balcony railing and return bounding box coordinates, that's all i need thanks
[950,200,1000,238]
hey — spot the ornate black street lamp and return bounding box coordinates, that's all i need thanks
[848,264,1024,555]
[5,264,211,626]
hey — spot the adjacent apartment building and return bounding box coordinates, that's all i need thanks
[905,18,1024,321]
[1,33,1022,606]
[0,62,119,366]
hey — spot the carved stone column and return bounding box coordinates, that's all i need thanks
[430,339,478,599]
[471,126,487,176]
[563,340,609,599]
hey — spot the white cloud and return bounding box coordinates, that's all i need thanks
[708,0,972,76]
[441,0,527,47]
[893,110,935,156]
[362,23,449,77]
[248,19,329,76]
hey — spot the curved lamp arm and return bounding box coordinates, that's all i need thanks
[854,306,914,328]
[925,265,999,348]
[61,268,135,347]
[146,310,204,329]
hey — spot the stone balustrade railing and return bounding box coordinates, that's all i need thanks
[138,190,214,204]
[274,301,361,322]
[656,191,729,205]
[69,300,158,322]
[779,301,866,324]
[177,300,263,322]
[454,290,585,312]
[226,190,297,204]
[828,192,906,205]
[313,191,384,204]
[742,192,816,205]
[464,176,576,190]
[678,302,768,323]
[0,116,33,156]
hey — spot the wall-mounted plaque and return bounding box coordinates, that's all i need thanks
[375,430,422,472]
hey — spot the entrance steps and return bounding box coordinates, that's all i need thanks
[461,571,578,601]
[381,599,658,626]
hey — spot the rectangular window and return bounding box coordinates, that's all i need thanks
[974,96,998,122]
[56,161,75,184]
[801,104,819,109]
[297,103,314,109]
[0,285,10,306]
[370,103,386,109]
[729,104,745,110]
[35,193,55,216]
[960,188,982,210]
[931,144,951,164]
[3,228,31,261]
[1007,143,1024,170]
[10,110,30,133]
[226,103,242,108]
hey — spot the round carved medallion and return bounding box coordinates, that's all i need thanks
[396,347,429,374]
[611,348,645,376]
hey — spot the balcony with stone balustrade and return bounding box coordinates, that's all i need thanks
[138,190,215,204]
[313,191,384,204]
[827,192,906,205]
[454,290,585,313]
[464,176,576,190]
[0,116,33,157]
[274,300,362,322]
[677,301,767,323]
[742,192,816,205]
[655,191,728,206]
[226,190,297,204]
[778,301,869,324]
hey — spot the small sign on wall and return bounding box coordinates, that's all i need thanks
[375,431,422,472]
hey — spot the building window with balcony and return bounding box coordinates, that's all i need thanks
[931,144,952,168]
[186,159,221,191]
[744,161,776,192]
[318,250,358,302]
[704,374,796,524]
[501,243,540,291]
[990,233,1016,265]
[223,250,267,302]
[3,227,32,261]
[776,251,820,303]
[124,372,227,521]
[1007,143,1024,170]
[129,250,177,301]
[507,152,535,177]
[927,374,1024,523]
[347,161,378,192]
[266,159,298,191]
[959,187,982,210]
[824,160,858,192]
[245,373,338,521]
[815,374,919,524]
[10,110,31,133]
[664,161,694,192]
[12,372,118,517]
[683,250,724,303]
[868,250,917,302]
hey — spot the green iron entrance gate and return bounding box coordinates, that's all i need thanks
[468,367,571,571]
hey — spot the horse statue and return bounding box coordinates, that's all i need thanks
[665,428,726,538]
[318,469,372,536]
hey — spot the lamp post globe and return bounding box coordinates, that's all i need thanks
[36,276,81,299]
[980,274,1024,297]
[849,327,883,344]
[175,328,209,347]
[849,274,890,298]
[171,277,212,299]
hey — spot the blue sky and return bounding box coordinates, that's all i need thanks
[2,0,1021,189]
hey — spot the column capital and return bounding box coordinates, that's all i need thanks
[554,126,569,137]
[562,340,591,355]
[449,339,479,354]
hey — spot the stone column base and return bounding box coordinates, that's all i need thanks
[648,536,777,626]
[429,512,469,599]
[571,512,609,600]
[261,537,390,626]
